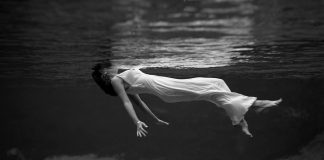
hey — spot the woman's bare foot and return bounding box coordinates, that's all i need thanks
[254,98,282,114]
[239,119,253,138]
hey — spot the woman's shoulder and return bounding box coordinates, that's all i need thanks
[114,67,144,86]
[115,67,142,78]
[118,67,142,74]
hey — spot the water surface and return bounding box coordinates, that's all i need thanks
[0,0,323,85]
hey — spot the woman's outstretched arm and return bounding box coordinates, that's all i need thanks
[111,77,148,137]
[129,94,169,126]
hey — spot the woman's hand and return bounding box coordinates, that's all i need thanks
[156,119,169,126]
[136,121,148,137]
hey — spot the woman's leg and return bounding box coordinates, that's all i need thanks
[252,98,282,113]
[239,118,253,137]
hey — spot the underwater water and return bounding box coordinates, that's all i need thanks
[1,0,324,159]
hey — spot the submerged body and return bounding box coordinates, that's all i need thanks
[116,68,256,125]
[94,66,282,138]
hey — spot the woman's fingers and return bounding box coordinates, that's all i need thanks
[136,121,149,138]
[137,131,144,137]
[140,122,148,134]
[138,130,146,137]
[141,127,148,134]
[140,123,147,132]
[158,120,169,125]
[137,131,142,137]
[142,122,148,128]
[141,130,146,136]
[139,126,148,134]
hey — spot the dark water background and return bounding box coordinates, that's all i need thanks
[1,0,324,160]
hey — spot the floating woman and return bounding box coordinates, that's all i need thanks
[92,63,282,138]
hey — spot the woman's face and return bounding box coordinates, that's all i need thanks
[102,67,118,78]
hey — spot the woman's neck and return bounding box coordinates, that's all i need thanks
[102,68,118,77]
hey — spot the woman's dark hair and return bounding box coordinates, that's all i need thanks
[92,63,118,96]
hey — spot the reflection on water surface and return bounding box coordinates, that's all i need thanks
[0,0,323,84]
[110,0,256,68]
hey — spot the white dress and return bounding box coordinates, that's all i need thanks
[116,68,257,125]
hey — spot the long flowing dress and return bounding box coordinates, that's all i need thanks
[115,68,257,125]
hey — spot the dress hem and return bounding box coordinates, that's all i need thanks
[230,97,257,125]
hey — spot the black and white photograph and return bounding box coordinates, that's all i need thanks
[1,0,324,159]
